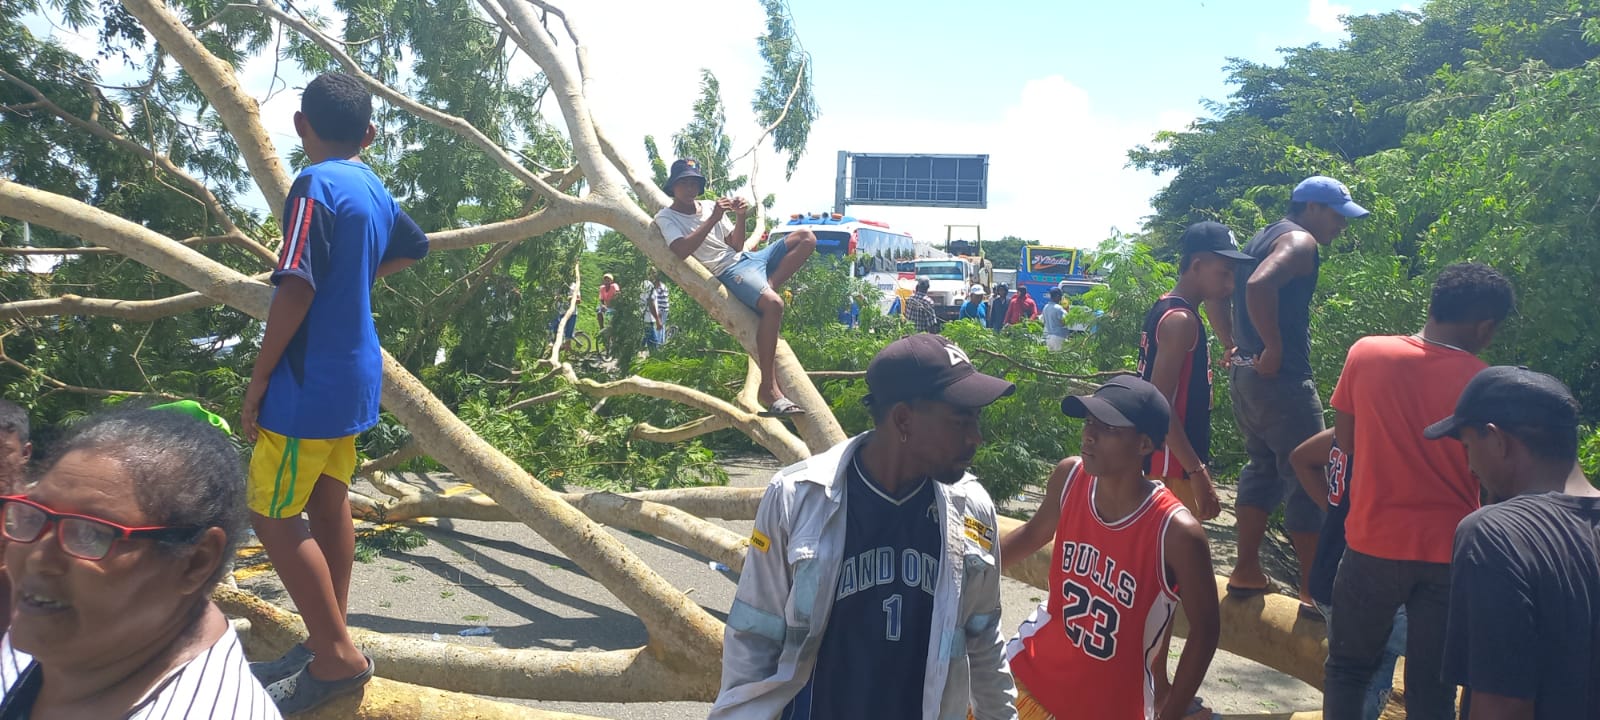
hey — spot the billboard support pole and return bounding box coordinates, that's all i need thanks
[833,150,849,215]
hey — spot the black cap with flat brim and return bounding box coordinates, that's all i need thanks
[865,334,1016,410]
[1424,365,1580,440]
[1060,375,1171,447]
[1180,221,1252,262]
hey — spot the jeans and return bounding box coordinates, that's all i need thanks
[1317,601,1406,720]
[1324,549,1452,720]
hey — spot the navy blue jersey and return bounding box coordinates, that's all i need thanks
[785,452,942,719]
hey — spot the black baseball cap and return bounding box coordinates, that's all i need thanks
[1424,366,1581,440]
[865,334,1015,409]
[1180,221,1252,262]
[1061,375,1171,447]
[665,159,706,193]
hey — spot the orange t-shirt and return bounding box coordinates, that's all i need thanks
[1330,335,1485,564]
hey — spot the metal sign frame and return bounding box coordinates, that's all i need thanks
[834,151,989,212]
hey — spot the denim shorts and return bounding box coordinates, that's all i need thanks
[1228,363,1327,533]
[717,237,793,310]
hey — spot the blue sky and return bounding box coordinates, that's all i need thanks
[26,0,1413,247]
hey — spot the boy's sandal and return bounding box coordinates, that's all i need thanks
[757,398,807,417]
[250,642,313,687]
[1184,696,1218,720]
[267,654,375,715]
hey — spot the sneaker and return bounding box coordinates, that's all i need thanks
[266,654,374,715]
[250,642,313,686]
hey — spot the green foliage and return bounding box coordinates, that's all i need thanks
[1130,0,1600,422]
[753,0,817,179]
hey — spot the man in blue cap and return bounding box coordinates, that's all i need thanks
[650,159,817,417]
[1221,175,1368,607]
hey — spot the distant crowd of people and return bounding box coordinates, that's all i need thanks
[0,73,1593,720]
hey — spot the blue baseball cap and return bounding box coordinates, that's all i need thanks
[1291,176,1369,218]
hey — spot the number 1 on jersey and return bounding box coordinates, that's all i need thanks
[882,594,903,641]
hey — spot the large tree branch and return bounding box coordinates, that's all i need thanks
[216,586,718,702]
[120,0,292,221]
[0,233,272,262]
[0,290,217,322]
[0,68,256,252]
[255,0,569,204]
[629,415,731,443]
[425,203,588,251]
[558,369,808,465]
[360,472,747,571]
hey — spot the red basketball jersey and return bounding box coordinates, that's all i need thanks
[1006,462,1189,720]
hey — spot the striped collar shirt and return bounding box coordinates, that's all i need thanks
[0,625,282,720]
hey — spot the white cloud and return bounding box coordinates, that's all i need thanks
[1307,0,1352,34]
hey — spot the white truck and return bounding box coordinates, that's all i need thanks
[912,256,991,319]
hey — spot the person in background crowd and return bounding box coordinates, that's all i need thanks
[960,285,989,322]
[643,271,669,348]
[904,277,943,334]
[1223,175,1369,607]
[652,158,816,417]
[1323,263,1514,720]
[1002,377,1220,720]
[1041,288,1068,352]
[1292,428,1404,720]
[0,407,281,719]
[0,399,30,635]
[1427,366,1600,720]
[1135,221,1249,712]
[1006,285,1039,326]
[0,401,28,494]
[712,334,1018,720]
[987,284,1013,332]
[596,273,619,330]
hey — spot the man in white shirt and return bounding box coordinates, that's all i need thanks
[650,158,817,417]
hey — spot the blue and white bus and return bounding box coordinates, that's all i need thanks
[765,213,916,314]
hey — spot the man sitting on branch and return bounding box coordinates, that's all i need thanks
[651,158,816,417]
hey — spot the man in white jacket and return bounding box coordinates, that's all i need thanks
[712,333,1020,720]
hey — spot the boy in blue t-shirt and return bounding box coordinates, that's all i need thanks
[240,72,428,714]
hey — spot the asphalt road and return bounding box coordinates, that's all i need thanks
[237,456,1320,718]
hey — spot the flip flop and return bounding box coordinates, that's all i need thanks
[757,398,807,418]
[1298,602,1326,622]
[1184,695,1217,720]
[1224,582,1272,599]
[250,642,313,686]
[267,654,375,715]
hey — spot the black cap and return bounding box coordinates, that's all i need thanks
[1424,366,1580,440]
[865,334,1015,409]
[665,159,706,193]
[1180,221,1252,262]
[1061,375,1171,447]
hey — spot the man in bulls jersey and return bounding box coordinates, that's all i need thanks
[1135,220,1248,714]
[1001,376,1221,720]
[712,334,1018,720]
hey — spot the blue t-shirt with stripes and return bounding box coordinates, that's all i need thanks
[259,159,428,439]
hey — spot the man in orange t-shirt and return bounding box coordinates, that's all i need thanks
[1322,263,1514,720]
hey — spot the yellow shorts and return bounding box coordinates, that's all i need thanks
[970,681,1053,720]
[247,428,357,519]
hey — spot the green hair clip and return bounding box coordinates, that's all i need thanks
[149,399,233,436]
